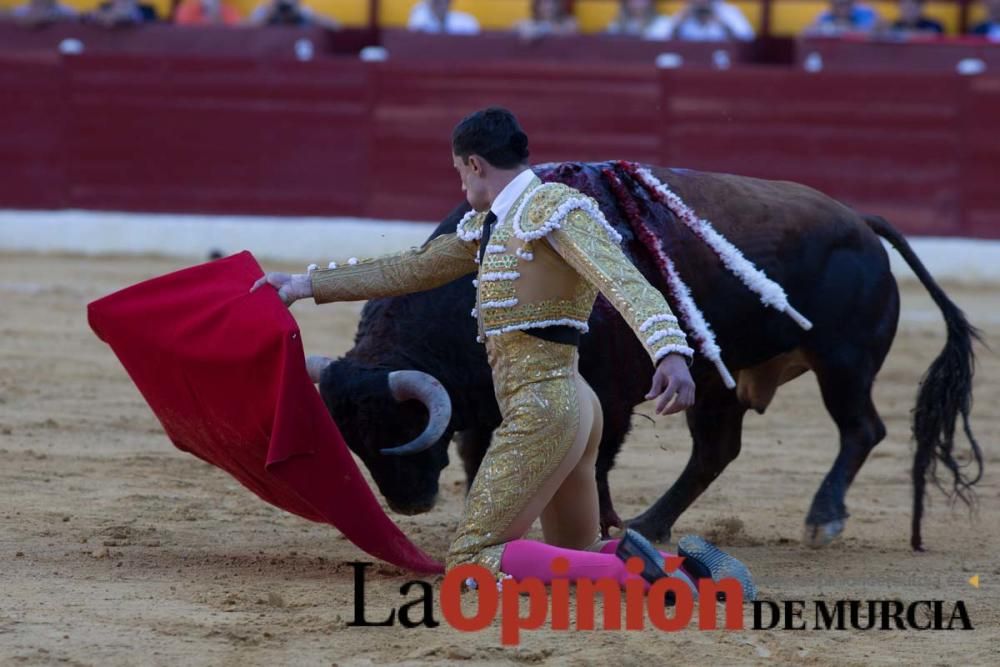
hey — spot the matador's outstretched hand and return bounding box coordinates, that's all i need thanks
[646,354,696,415]
[250,272,313,306]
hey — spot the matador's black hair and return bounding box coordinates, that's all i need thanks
[452,107,530,169]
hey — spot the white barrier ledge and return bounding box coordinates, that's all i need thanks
[0,210,437,265]
[2,209,1000,285]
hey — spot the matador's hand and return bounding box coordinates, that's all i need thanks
[250,272,313,307]
[646,354,696,415]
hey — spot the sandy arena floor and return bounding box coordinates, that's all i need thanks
[1,252,998,666]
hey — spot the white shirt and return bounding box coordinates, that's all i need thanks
[639,15,675,40]
[660,2,755,41]
[607,14,673,40]
[490,168,536,224]
[407,2,480,34]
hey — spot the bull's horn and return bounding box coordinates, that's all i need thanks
[381,370,452,456]
[306,355,333,384]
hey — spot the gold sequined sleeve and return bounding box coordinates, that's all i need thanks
[547,209,693,364]
[311,233,478,304]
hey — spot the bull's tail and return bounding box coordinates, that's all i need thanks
[864,214,984,551]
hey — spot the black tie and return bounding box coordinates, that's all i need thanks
[478,211,498,264]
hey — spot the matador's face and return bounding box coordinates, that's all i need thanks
[452,152,492,212]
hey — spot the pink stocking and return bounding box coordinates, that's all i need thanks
[499,539,647,587]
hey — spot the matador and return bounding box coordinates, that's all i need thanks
[253,108,755,599]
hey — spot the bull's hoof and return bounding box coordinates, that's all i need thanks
[803,519,845,548]
[388,501,436,516]
[600,509,623,539]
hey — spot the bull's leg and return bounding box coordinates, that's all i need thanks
[803,365,886,547]
[626,384,746,543]
[595,401,634,537]
[799,241,897,547]
[455,428,493,491]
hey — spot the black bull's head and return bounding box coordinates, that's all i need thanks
[314,200,504,515]
[318,358,460,514]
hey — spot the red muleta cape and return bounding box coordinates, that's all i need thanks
[87,251,443,574]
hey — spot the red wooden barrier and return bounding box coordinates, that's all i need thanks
[367,60,661,220]
[0,58,68,210]
[0,32,997,237]
[796,36,1000,73]
[62,55,372,215]
[0,23,375,58]
[964,76,1000,236]
[658,68,967,234]
[379,28,754,66]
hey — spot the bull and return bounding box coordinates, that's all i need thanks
[317,160,982,551]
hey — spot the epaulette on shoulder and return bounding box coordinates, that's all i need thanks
[513,183,622,244]
[456,209,489,242]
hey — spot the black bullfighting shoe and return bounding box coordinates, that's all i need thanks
[615,529,697,602]
[677,535,757,602]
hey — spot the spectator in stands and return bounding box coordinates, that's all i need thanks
[87,0,157,26]
[889,0,943,36]
[248,0,339,28]
[516,0,578,39]
[970,0,1000,40]
[175,0,241,25]
[806,0,880,35]
[606,0,671,38]
[8,0,77,26]
[665,0,754,41]
[408,0,480,34]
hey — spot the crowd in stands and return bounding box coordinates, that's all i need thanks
[3,0,999,41]
[4,0,339,27]
[602,0,753,41]
[799,0,998,39]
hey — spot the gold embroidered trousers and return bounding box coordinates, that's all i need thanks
[445,330,592,574]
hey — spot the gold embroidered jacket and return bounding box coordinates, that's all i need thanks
[311,177,692,364]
